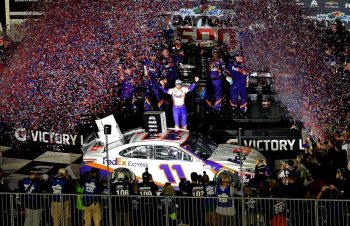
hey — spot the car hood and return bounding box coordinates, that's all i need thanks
[207,144,266,174]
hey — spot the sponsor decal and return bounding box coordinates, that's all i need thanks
[91,146,104,152]
[232,146,252,155]
[315,11,350,26]
[14,128,84,146]
[325,0,339,8]
[171,8,236,44]
[295,0,305,6]
[242,139,304,151]
[102,157,148,168]
[310,0,318,7]
[83,158,97,164]
[227,138,304,152]
[177,6,223,17]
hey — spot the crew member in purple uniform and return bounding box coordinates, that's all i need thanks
[206,48,227,111]
[143,52,164,111]
[228,51,250,113]
[172,37,185,66]
[160,76,199,130]
[120,65,136,113]
[161,48,177,86]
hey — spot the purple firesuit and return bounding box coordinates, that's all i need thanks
[206,59,226,110]
[144,59,164,111]
[228,60,248,112]
[161,56,177,83]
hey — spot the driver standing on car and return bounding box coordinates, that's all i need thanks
[160,77,199,130]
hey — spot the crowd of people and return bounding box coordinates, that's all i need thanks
[0,0,348,139]
[0,0,349,224]
[1,136,350,226]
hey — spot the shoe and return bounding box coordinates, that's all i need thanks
[240,106,247,113]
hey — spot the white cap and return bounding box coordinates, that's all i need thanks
[175,79,182,85]
[58,168,67,176]
[117,172,125,181]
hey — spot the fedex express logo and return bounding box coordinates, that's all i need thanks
[103,157,148,168]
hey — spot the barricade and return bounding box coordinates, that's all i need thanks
[0,193,349,226]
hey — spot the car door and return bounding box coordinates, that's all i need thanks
[118,144,153,182]
[152,145,204,186]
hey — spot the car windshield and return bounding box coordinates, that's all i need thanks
[181,135,218,160]
[82,132,99,154]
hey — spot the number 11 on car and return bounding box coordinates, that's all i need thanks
[159,164,185,183]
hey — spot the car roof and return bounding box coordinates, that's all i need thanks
[129,129,190,145]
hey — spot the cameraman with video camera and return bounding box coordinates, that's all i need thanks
[253,159,271,190]
[278,160,296,186]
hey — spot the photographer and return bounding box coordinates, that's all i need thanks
[253,159,271,189]
[278,160,296,186]
[335,160,350,198]
[316,184,342,199]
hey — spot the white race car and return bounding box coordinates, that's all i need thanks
[81,115,266,187]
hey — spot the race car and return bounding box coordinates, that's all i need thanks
[81,115,266,187]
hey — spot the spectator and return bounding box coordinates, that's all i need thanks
[83,168,102,226]
[203,173,218,226]
[335,160,350,198]
[111,171,133,226]
[243,184,264,226]
[188,172,205,226]
[18,169,44,226]
[74,178,86,226]
[215,174,236,226]
[160,77,199,130]
[0,168,11,226]
[49,168,74,226]
[99,177,109,226]
[0,168,10,192]
[138,169,159,226]
[325,19,349,63]
[253,159,271,190]
[316,184,344,225]
[316,184,342,199]
[130,181,141,226]
[278,160,296,186]
[176,178,191,225]
[160,182,177,226]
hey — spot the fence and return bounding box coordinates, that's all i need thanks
[0,193,350,226]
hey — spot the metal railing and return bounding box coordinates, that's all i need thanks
[0,193,350,226]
